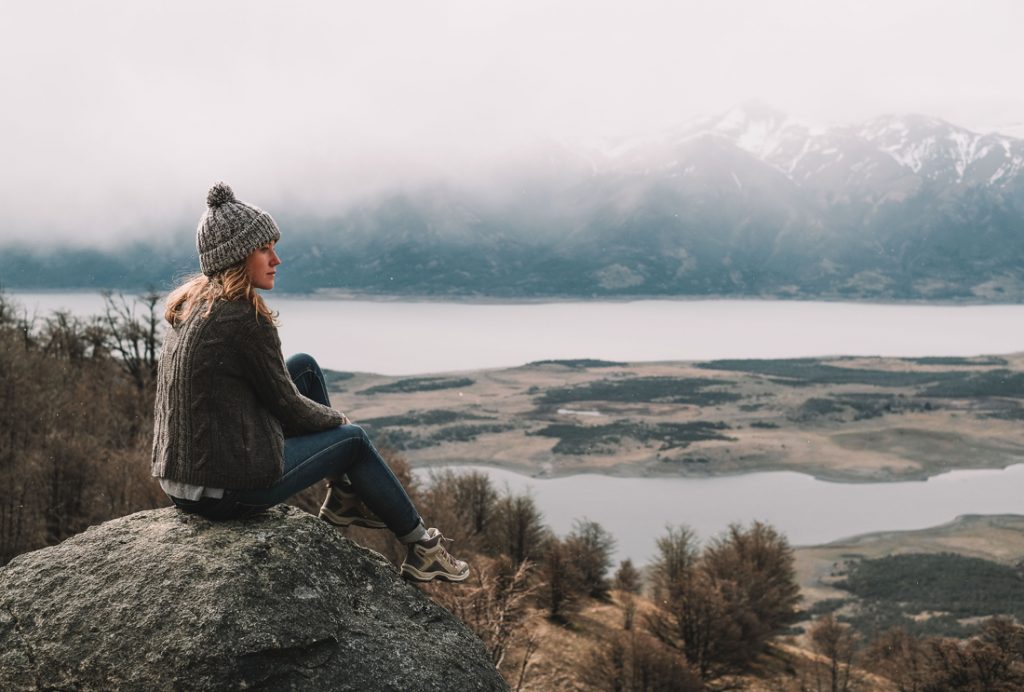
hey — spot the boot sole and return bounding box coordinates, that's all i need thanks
[401,564,471,583]
[318,506,388,529]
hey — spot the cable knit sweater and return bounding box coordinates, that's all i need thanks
[151,299,344,490]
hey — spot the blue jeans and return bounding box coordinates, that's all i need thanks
[171,353,422,537]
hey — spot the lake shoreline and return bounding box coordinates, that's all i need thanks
[408,455,1024,485]
[410,463,1024,565]
[12,292,1024,373]
[10,287,1024,308]
[305,289,1024,308]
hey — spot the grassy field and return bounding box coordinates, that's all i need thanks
[327,351,1024,481]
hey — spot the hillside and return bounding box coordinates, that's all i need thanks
[794,514,1024,647]
[4,106,1024,300]
[506,515,1024,690]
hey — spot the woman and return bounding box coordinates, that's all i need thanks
[151,182,468,583]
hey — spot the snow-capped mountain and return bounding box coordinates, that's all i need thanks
[4,105,1024,300]
[854,115,1024,187]
[587,103,1024,193]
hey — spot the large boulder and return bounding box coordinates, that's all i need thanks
[0,506,507,691]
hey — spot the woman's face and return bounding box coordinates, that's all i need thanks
[245,242,281,290]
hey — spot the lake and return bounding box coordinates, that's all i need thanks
[413,464,1024,566]
[10,290,1024,562]
[9,292,1024,375]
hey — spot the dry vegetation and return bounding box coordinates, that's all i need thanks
[0,291,167,564]
[4,291,1024,690]
[318,459,1024,691]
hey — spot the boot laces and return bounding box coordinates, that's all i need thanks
[431,533,461,569]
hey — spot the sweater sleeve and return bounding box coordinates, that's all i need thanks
[236,316,345,437]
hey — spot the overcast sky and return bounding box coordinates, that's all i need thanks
[2,0,1023,246]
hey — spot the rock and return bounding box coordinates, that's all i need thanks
[0,506,507,691]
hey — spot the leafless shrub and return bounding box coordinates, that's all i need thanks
[426,555,536,668]
[865,618,1024,691]
[584,629,703,691]
[806,613,861,691]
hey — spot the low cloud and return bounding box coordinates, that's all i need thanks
[2,0,1022,246]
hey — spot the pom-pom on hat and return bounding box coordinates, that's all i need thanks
[196,182,281,276]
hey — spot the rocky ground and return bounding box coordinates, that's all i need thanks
[0,506,507,691]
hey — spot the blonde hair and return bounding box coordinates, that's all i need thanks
[165,262,277,326]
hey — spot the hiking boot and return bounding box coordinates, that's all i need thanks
[318,483,387,529]
[401,528,471,583]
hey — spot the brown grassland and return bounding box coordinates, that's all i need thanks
[331,353,1024,482]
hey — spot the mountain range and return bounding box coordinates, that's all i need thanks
[4,104,1023,300]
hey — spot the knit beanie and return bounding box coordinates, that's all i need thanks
[196,182,281,276]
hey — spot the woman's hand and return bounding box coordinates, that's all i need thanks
[339,412,351,425]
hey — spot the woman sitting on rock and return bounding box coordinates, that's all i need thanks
[151,182,469,583]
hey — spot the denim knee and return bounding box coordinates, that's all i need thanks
[286,352,317,374]
[346,423,370,445]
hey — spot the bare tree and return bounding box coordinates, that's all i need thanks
[648,524,699,603]
[450,470,498,536]
[615,558,644,630]
[39,311,104,362]
[567,518,616,600]
[702,521,801,657]
[0,287,11,325]
[615,558,644,595]
[808,614,860,692]
[487,490,548,566]
[864,627,928,692]
[539,535,587,622]
[101,290,162,390]
[645,521,801,680]
[646,524,734,679]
